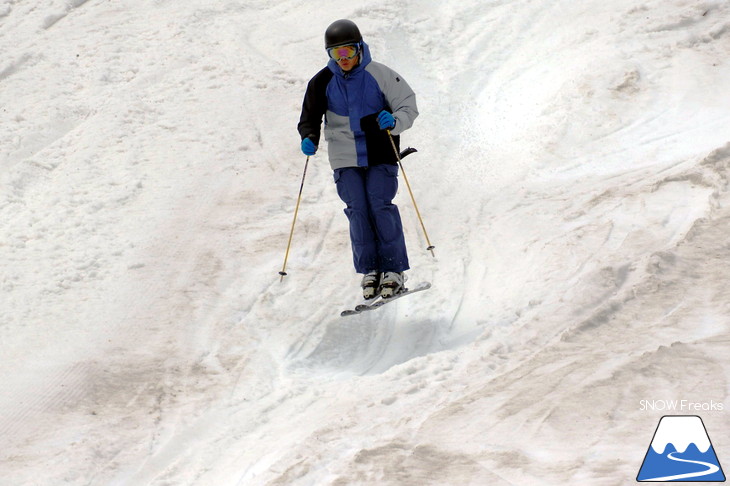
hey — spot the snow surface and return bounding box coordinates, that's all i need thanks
[2,0,730,484]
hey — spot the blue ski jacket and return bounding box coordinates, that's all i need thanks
[298,42,418,170]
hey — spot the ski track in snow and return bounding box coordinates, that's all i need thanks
[2,0,730,484]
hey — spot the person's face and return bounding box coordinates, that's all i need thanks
[329,44,360,72]
[337,54,359,71]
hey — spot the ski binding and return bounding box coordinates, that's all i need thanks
[340,281,431,317]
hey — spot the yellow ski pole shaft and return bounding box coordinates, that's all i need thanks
[387,130,435,257]
[279,156,310,282]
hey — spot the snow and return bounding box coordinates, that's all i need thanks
[1,0,729,484]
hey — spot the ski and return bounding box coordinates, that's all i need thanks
[340,282,431,317]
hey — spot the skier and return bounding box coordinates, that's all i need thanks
[298,19,419,299]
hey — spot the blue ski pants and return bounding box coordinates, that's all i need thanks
[333,164,410,274]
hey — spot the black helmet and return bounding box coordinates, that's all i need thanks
[324,19,362,49]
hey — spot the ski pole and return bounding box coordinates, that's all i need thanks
[387,130,435,257]
[279,156,310,282]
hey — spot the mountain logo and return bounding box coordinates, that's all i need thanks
[637,415,725,482]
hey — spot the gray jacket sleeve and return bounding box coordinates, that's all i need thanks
[367,62,418,136]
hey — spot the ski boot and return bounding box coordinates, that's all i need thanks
[380,271,405,299]
[361,271,381,300]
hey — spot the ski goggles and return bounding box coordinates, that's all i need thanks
[327,44,360,61]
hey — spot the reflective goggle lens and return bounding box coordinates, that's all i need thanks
[328,44,359,61]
